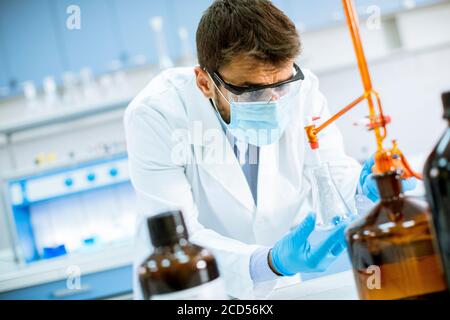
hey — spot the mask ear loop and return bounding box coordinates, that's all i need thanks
[205,70,231,107]
[203,69,232,127]
[204,72,236,142]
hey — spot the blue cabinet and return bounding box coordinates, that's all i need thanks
[0,0,445,100]
[51,0,122,74]
[0,0,64,88]
[0,34,10,97]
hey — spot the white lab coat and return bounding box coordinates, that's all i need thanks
[123,67,361,300]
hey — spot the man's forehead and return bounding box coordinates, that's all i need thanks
[218,57,293,86]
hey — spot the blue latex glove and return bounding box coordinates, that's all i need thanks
[270,212,348,276]
[360,156,417,202]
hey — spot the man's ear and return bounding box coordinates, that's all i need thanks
[195,66,215,99]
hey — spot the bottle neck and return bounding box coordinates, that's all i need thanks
[375,172,403,202]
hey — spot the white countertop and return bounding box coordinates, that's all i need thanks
[1,242,359,300]
[270,271,359,300]
[0,242,134,293]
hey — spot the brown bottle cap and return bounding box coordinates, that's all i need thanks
[147,211,189,247]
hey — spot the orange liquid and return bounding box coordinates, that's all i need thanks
[356,254,447,300]
[347,173,448,300]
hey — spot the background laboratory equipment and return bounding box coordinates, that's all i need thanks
[80,67,99,101]
[424,91,450,289]
[346,170,448,299]
[62,72,80,105]
[177,27,196,66]
[4,154,136,263]
[23,81,38,109]
[149,16,174,70]
[138,211,227,300]
[42,76,59,109]
[0,152,137,300]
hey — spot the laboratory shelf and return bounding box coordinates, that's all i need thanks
[0,151,128,181]
[312,40,450,77]
[0,95,132,136]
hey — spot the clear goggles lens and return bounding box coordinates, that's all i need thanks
[227,80,302,103]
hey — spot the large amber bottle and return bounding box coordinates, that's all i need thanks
[346,171,448,299]
[424,91,450,288]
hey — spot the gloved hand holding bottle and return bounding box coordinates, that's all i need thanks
[360,155,417,202]
[269,212,348,276]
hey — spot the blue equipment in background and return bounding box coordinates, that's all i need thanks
[0,153,136,299]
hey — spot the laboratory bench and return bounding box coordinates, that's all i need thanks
[0,246,358,300]
[270,271,358,300]
[269,244,359,300]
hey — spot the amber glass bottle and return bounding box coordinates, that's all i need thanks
[138,211,227,300]
[424,91,450,288]
[346,171,448,299]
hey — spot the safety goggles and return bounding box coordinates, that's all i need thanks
[209,63,304,103]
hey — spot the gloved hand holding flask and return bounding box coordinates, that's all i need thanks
[269,212,348,276]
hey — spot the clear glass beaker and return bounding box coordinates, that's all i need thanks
[309,162,355,230]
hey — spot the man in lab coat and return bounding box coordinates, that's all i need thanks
[124,0,415,299]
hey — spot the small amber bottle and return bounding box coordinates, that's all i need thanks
[346,171,448,299]
[138,210,228,300]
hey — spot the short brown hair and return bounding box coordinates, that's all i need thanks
[196,0,301,72]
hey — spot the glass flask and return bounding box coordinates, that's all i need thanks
[346,171,448,299]
[423,91,450,289]
[309,162,355,230]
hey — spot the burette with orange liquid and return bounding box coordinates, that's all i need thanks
[304,0,422,180]
[327,1,450,302]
